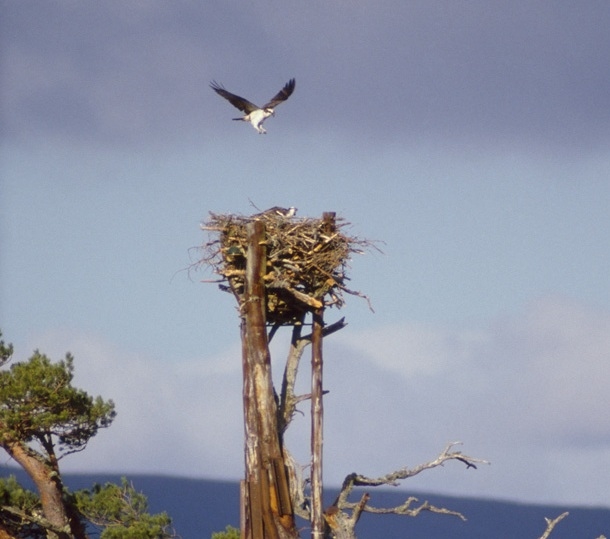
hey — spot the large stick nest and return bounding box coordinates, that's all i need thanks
[199,211,373,325]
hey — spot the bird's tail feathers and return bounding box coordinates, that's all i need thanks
[232,117,245,121]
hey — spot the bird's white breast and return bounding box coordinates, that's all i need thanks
[248,109,272,126]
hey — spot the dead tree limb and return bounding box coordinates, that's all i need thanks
[241,221,299,539]
[0,505,69,537]
[538,512,569,539]
[323,442,489,539]
[311,307,325,539]
[198,211,372,539]
[535,512,606,539]
[278,318,346,436]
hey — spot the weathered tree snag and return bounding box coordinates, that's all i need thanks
[200,211,595,539]
[310,307,325,539]
[241,320,259,539]
[241,221,299,539]
[278,322,307,437]
[278,318,345,438]
[200,210,369,539]
[323,442,489,539]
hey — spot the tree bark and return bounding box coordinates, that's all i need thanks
[1,440,86,539]
[242,221,298,539]
[310,308,324,539]
[0,524,18,539]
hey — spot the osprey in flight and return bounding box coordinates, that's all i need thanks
[210,79,296,134]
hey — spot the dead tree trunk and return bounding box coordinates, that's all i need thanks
[241,221,299,539]
[201,210,369,539]
[310,307,325,539]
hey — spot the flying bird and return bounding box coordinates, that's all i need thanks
[210,79,296,134]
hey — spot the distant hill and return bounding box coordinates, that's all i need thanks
[2,468,608,538]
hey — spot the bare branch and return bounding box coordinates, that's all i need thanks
[304,317,348,341]
[293,390,329,404]
[278,318,347,435]
[342,495,466,520]
[343,442,489,491]
[538,512,569,539]
[323,443,489,539]
[1,505,69,536]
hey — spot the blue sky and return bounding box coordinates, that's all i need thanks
[1,1,610,508]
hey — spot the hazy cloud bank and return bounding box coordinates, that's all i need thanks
[8,294,608,506]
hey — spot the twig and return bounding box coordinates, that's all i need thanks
[538,512,569,539]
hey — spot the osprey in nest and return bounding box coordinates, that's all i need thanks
[253,206,297,218]
[210,78,295,134]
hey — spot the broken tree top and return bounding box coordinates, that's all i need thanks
[199,210,373,325]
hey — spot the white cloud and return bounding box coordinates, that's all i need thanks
[6,295,610,506]
[17,330,245,480]
[337,296,610,445]
[330,296,610,504]
[493,297,610,446]
[340,321,488,377]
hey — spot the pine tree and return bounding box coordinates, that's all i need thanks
[0,331,175,538]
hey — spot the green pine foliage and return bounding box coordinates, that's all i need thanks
[0,475,46,538]
[0,475,40,510]
[75,478,175,538]
[0,348,116,454]
[211,525,240,539]
[0,330,176,538]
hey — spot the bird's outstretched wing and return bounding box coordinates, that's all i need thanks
[210,81,259,113]
[263,79,296,109]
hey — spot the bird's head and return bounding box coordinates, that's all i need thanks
[264,108,275,117]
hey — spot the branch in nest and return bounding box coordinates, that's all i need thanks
[268,279,324,309]
[331,282,374,312]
